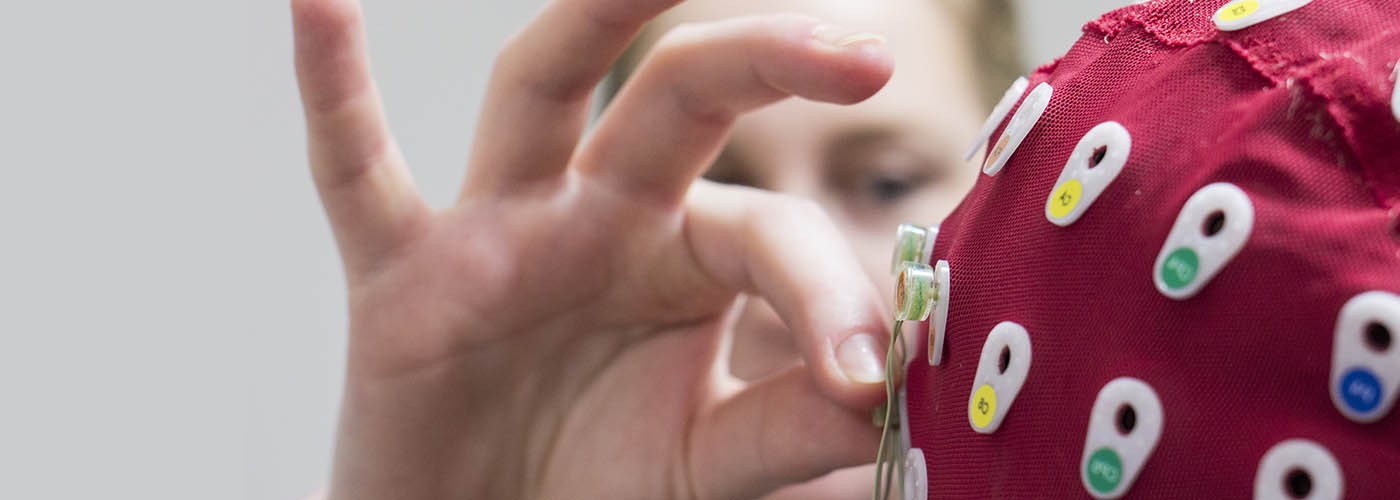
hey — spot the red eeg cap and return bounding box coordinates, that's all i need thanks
[903,0,1400,498]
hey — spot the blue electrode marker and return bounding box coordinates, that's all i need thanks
[1339,368,1383,414]
[1330,291,1400,423]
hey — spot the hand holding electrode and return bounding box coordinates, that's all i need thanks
[291,0,899,498]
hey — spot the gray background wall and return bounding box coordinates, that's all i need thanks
[0,1,1129,498]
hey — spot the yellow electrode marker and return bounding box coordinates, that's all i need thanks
[1218,0,1260,21]
[970,384,998,429]
[1048,179,1084,219]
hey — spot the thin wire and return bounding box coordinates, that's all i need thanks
[872,319,906,500]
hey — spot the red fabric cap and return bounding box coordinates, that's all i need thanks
[906,0,1400,498]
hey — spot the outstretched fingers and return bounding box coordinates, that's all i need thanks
[462,0,684,196]
[578,14,893,205]
[292,0,428,272]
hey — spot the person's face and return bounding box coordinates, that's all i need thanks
[653,0,985,290]
[645,0,989,377]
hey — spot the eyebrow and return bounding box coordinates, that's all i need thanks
[826,127,903,156]
[825,126,938,174]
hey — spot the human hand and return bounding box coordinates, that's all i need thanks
[292,0,895,498]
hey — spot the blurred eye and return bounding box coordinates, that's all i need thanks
[866,172,928,204]
[825,130,947,215]
[833,149,942,211]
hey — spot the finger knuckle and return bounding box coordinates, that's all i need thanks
[491,34,593,103]
[648,23,708,67]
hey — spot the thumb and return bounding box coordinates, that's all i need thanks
[686,367,881,500]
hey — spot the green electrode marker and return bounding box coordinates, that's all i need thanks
[1086,447,1123,494]
[1161,247,1199,290]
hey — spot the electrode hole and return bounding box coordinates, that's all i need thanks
[1284,468,1313,499]
[1366,321,1392,353]
[1203,210,1227,237]
[1115,404,1137,435]
[1089,146,1108,168]
[998,346,1011,374]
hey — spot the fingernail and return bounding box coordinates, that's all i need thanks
[836,333,886,384]
[811,24,887,49]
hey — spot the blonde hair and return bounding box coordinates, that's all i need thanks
[944,0,1023,107]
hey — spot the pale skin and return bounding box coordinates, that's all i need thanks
[292,0,913,498]
[623,3,987,497]
[637,0,985,387]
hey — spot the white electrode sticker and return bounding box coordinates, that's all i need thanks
[967,321,1031,434]
[1046,122,1132,227]
[1254,439,1343,500]
[1390,59,1399,122]
[1214,0,1314,31]
[1330,291,1400,423]
[983,82,1052,177]
[1081,378,1163,499]
[927,260,951,366]
[1153,183,1255,300]
[903,448,927,500]
[965,77,1030,161]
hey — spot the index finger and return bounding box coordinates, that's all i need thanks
[462,0,683,196]
[682,182,892,408]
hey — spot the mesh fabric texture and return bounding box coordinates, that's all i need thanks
[905,0,1400,498]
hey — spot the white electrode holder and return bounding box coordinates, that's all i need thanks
[967,321,1032,434]
[903,447,927,500]
[965,77,1030,161]
[1390,59,1399,123]
[1214,0,1315,32]
[1330,290,1400,423]
[1153,183,1255,300]
[983,82,1053,177]
[1080,378,1164,499]
[1046,122,1132,227]
[927,260,951,366]
[1254,439,1343,500]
